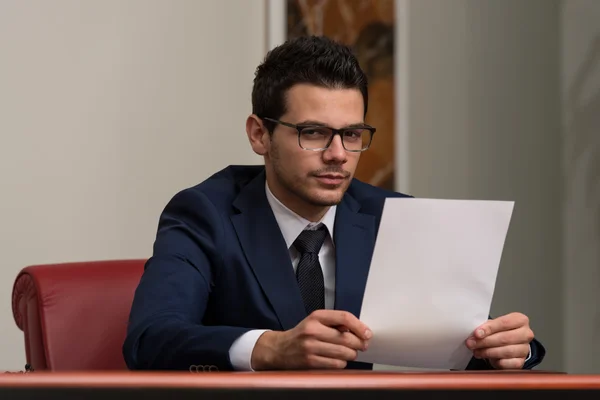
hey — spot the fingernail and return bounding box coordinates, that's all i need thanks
[363,342,369,351]
[467,339,476,348]
[476,329,485,338]
[365,329,372,339]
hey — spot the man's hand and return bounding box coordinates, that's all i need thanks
[465,312,534,369]
[250,310,372,370]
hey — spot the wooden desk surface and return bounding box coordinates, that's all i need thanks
[1,370,599,390]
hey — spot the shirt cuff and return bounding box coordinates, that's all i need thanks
[228,329,270,371]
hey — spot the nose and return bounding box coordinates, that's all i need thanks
[322,134,347,164]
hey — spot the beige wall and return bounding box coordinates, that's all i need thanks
[0,0,264,370]
[397,0,564,372]
[561,0,600,374]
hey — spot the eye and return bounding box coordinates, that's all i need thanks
[343,129,366,140]
[301,127,330,136]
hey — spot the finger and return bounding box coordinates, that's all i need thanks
[466,327,533,349]
[474,313,529,338]
[489,358,525,370]
[308,340,359,362]
[318,330,368,351]
[473,344,530,360]
[311,310,372,340]
[302,354,348,370]
[304,321,367,351]
[301,319,368,351]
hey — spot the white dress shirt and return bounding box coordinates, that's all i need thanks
[228,182,337,371]
[227,182,531,370]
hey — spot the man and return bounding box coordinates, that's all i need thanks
[123,36,545,371]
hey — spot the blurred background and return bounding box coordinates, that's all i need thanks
[0,0,598,373]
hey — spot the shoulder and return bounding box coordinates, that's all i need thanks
[346,178,413,201]
[165,165,264,212]
[344,178,413,216]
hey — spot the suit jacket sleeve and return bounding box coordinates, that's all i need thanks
[123,189,251,371]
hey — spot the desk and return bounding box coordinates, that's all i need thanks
[1,371,599,399]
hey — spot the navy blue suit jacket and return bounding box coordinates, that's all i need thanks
[123,165,545,371]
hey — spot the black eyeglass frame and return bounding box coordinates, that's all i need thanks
[262,117,376,152]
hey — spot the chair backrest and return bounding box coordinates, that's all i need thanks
[12,259,145,371]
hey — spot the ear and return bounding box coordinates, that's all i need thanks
[246,114,269,156]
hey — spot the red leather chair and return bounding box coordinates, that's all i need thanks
[11,259,146,371]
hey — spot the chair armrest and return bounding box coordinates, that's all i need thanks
[12,270,47,370]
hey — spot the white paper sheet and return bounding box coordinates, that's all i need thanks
[355,198,514,370]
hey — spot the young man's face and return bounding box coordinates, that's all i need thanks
[263,84,365,219]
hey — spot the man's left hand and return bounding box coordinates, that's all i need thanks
[465,312,534,369]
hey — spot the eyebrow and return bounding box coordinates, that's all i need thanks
[296,120,369,128]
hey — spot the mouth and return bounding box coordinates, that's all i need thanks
[314,174,348,186]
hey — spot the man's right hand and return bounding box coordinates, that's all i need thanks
[250,310,372,370]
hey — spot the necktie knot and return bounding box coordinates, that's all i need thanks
[293,226,327,254]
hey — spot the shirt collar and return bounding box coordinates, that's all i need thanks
[265,181,336,249]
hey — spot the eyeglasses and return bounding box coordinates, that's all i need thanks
[262,117,376,152]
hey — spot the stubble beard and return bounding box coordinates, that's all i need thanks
[270,143,347,208]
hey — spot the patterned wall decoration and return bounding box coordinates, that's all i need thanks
[286,0,395,190]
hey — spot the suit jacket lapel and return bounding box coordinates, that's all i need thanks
[230,171,307,330]
[333,194,377,318]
